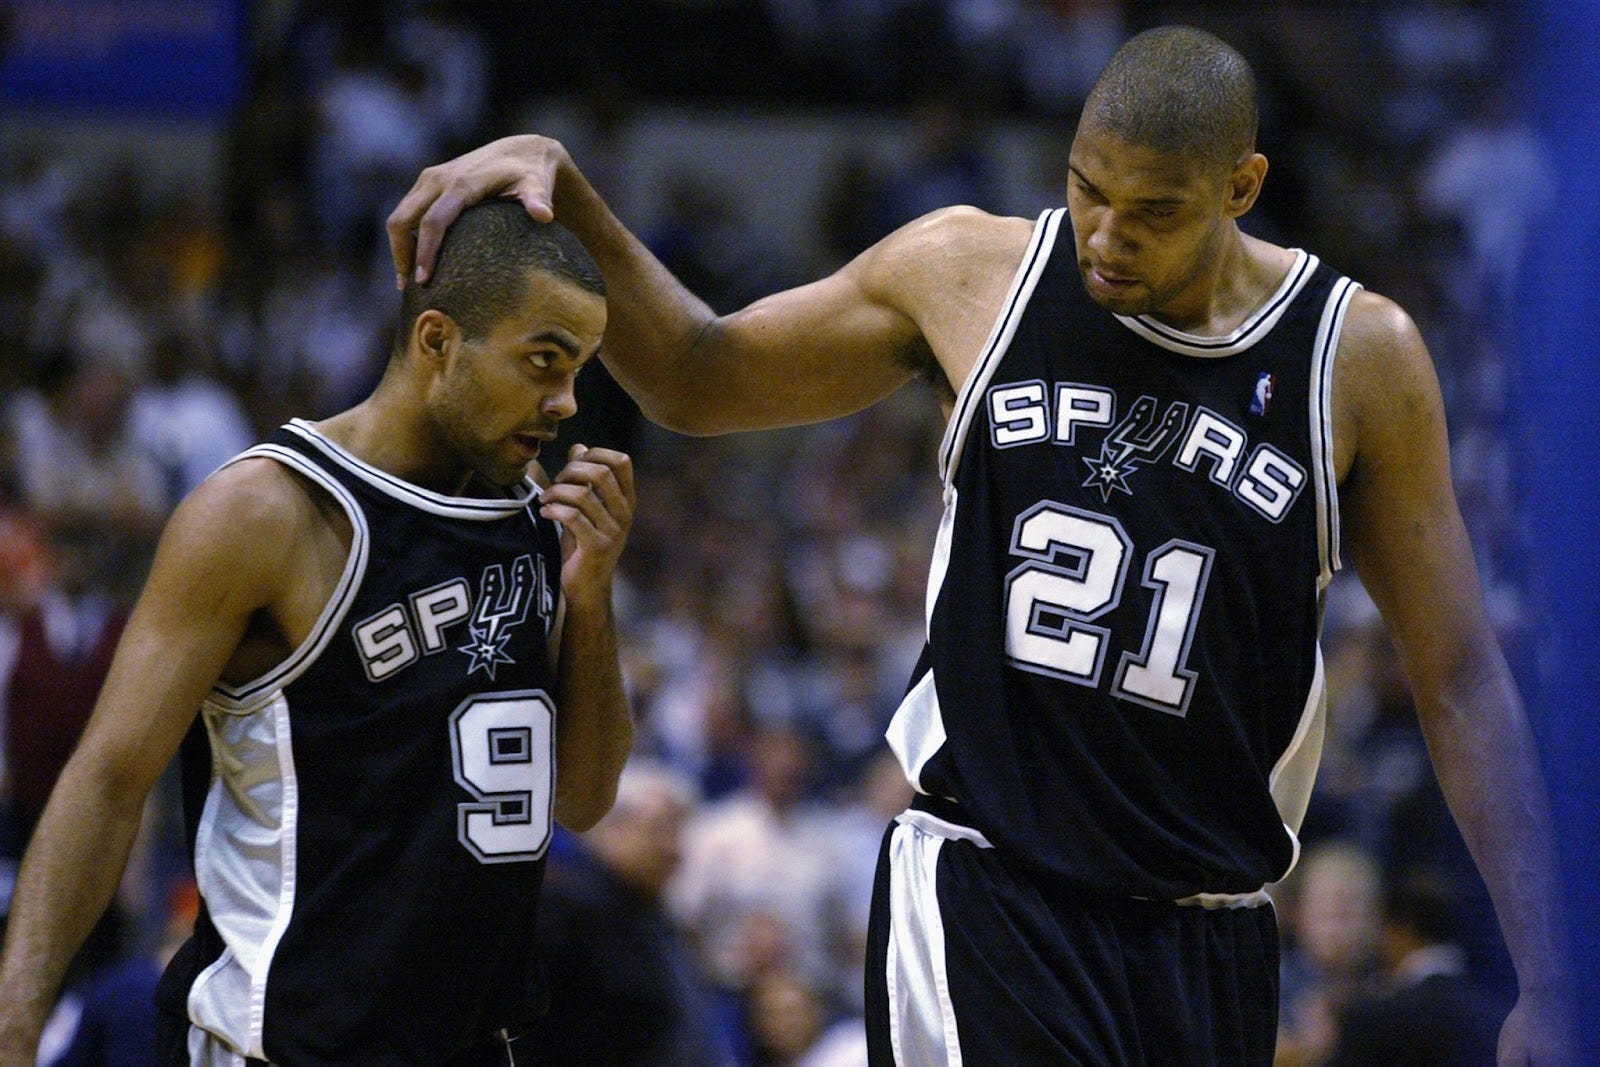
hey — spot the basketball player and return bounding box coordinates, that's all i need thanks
[0,202,636,1065]
[385,27,1570,1065]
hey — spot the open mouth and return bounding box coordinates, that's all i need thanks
[1090,265,1138,288]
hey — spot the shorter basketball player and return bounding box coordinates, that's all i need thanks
[0,202,636,1065]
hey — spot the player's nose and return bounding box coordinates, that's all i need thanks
[541,372,578,421]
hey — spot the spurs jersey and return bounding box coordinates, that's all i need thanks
[887,209,1358,900]
[157,420,562,1064]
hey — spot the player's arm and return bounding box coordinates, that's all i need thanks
[1335,292,1573,1064]
[388,137,1018,434]
[539,446,636,832]
[0,462,294,1060]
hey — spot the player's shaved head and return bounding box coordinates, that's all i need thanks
[394,200,604,356]
[1081,26,1258,170]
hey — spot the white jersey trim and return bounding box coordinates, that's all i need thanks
[885,820,964,1067]
[885,668,950,798]
[1267,644,1328,885]
[938,208,1066,486]
[187,690,301,1059]
[1310,277,1361,587]
[208,444,370,708]
[1115,250,1318,358]
[895,807,994,849]
[284,419,540,518]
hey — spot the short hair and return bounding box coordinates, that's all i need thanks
[1082,26,1257,169]
[394,200,605,355]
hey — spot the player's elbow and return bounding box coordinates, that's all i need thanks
[631,392,731,437]
[554,779,620,833]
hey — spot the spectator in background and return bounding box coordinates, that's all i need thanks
[0,521,126,856]
[670,721,854,1016]
[745,967,867,1067]
[532,760,734,1066]
[5,350,166,551]
[647,173,804,316]
[127,329,255,508]
[1276,841,1384,1066]
[871,90,998,233]
[1328,866,1501,1067]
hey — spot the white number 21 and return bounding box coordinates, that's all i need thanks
[1004,503,1214,716]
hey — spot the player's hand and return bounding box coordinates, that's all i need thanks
[1497,987,1575,1066]
[540,444,634,613]
[387,134,568,289]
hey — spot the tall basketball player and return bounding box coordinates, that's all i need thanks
[0,202,636,1065]
[385,26,1571,1067]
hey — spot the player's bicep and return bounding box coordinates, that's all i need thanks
[68,470,287,796]
[692,261,924,432]
[1339,297,1496,696]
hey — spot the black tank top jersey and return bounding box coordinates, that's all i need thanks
[156,420,562,1064]
[887,209,1359,900]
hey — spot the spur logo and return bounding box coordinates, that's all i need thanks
[986,381,1308,522]
[352,555,555,682]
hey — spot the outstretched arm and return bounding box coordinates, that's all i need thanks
[0,465,291,1060]
[388,137,1029,435]
[1335,292,1573,1065]
[541,445,636,831]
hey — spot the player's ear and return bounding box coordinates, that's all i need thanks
[413,309,460,366]
[1224,153,1267,219]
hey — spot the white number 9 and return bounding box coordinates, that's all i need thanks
[449,690,554,863]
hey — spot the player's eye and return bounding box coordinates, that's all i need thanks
[527,351,553,370]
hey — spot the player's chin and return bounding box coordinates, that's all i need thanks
[482,457,534,489]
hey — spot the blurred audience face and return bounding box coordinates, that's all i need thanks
[587,766,694,901]
[753,726,813,812]
[748,969,827,1063]
[1296,843,1382,975]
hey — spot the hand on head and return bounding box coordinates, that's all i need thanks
[387,135,567,289]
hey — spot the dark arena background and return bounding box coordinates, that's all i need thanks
[0,1,1595,1063]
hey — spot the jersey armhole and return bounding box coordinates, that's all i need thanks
[207,445,370,709]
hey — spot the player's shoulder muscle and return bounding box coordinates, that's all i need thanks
[145,456,324,616]
[857,207,1036,309]
[1331,288,1443,479]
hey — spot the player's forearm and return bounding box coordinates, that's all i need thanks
[549,154,730,433]
[552,592,633,832]
[0,753,146,1050]
[1417,657,1569,995]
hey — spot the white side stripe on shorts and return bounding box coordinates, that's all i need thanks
[886,819,964,1067]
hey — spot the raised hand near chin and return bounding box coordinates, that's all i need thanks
[538,444,634,613]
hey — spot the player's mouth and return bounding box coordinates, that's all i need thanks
[512,431,553,459]
[1085,263,1141,296]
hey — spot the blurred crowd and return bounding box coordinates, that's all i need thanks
[0,1,1555,1064]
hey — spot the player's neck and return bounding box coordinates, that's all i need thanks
[1147,230,1295,337]
[315,395,474,496]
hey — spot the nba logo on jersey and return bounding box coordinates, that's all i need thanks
[1250,372,1275,416]
[352,554,555,683]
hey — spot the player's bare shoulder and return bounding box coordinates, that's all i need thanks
[864,206,1035,301]
[1329,288,1440,483]
[161,457,350,614]
[862,207,1037,393]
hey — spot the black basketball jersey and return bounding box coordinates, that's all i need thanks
[157,420,563,1064]
[886,209,1359,900]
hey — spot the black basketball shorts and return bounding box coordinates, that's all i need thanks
[864,811,1280,1066]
